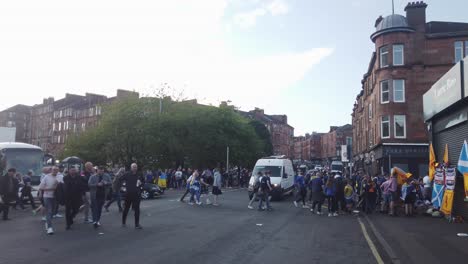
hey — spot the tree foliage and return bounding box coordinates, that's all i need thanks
[62,97,271,169]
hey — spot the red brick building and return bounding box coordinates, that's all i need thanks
[293,132,323,163]
[352,2,468,177]
[240,108,294,158]
[321,125,352,163]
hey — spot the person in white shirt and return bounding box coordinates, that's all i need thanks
[38,166,59,235]
[423,173,432,202]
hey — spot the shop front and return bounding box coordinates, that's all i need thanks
[423,58,468,219]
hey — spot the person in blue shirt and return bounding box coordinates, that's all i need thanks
[309,172,325,215]
[293,171,308,209]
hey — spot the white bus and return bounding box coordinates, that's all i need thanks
[0,142,44,184]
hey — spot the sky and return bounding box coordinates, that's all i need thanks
[1,0,467,136]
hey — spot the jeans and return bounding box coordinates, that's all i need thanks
[91,197,105,223]
[65,197,81,227]
[1,196,11,219]
[258,192,271,209]
[122,194,141,226]
[43,198,55,228]
[180,188,190,201]
[295,187,307,205]
[189,189,201,203]
[326,195,337,213]
[311,199,323,213]
[105,191,122,210]
[82,192,91,220]
[248,193,258,207]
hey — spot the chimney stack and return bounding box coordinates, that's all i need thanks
[405,1,427,31]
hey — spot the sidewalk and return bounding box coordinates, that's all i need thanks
[365,213,468,264]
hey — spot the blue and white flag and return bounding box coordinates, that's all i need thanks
[458,140,468,174]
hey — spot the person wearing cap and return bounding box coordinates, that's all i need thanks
[0,168,20,220]
[88,166,112,228]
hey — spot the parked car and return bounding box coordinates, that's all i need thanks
[120,182,163,200]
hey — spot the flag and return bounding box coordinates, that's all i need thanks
[429,143,436,181]
[440,190,454,216]
[443,144,449,165]
[458,140,468,174]
[457,140,468,201]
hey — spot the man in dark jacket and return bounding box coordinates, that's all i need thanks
[121,163,145,229]
[63,167,86,229]
[0,168,19,220]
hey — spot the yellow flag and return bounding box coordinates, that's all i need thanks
[441,190,454,216]
[443,144,449,165]
[429,143,436,181]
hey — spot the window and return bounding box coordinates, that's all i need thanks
[394,115,406,138]
[52,123,56,131]
[455,41,463,63]
[380,46,389,67]
[58,122,62,131]
[368,103,373,119]
[393,80,405,102]
[393,44,404,65]
[380,80,390,103]
[381,116,390,139]
[58,135,61,144]
[7,121,15,127]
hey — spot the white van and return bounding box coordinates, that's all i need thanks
[330,161,343,174]
[248,156,295,200]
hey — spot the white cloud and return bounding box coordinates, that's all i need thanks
[266,0,289,15]
[0,0,333,117]
[232,0,290,28]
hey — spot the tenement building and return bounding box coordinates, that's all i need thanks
[352,2,468,177]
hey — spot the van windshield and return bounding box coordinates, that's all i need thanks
[252,166,282,177]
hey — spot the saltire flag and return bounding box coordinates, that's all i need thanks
[429,143,436,181]
[457,140,468,201]
[432,167,445,208]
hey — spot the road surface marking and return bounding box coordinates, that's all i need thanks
[364,216,401,264]
[358,217,384,264]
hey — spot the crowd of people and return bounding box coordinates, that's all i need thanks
[0,162,144,235]
[1,162,432,236]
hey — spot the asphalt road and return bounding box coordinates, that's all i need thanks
[0,189,383,264]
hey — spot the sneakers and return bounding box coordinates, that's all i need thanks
[188,202,194,205]
[333,213,339,217]
[135,225,143,230]
[293,201,298,208]
[328,213,332,217]
[302,205,310,209]
[47,227,54,235]
[41,217,47,222]
[310,209,314,213]
[248,205,254,210]
[93,222,99,229]
[196,202,202,206]
[316,211,323,215]
[53,214,63,218]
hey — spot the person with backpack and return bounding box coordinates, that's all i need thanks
[325,176,337,217]
[293,171,308,209]
[248,171,262,210]
[258,170,273,211]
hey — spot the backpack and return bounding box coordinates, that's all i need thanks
[260,176,269,191]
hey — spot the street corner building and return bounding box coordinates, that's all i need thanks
[351,1,468,178]
[423,55,468,219]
